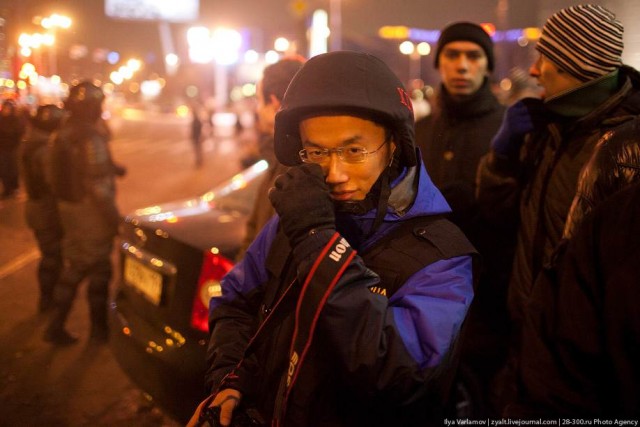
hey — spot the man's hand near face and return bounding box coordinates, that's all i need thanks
[268,163,336,250]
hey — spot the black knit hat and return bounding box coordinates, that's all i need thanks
[536,4,623,82]
[434,22,495,71]
[274,51,417,167]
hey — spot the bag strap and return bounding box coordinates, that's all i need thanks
[273,232,356,425]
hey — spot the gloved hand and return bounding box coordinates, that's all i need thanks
[268,164,335,248]
[492,97,547,161]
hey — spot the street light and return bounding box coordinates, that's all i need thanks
[274,37,290,52]
[18,32,55,75]
[40,14,72,30]
[36,13,72,76]
[399,41,431,82]
[110,58,143,86]
[187,26,242,109]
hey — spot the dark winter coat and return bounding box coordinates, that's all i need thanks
[507,181,640,418]
[563,115,640,239]
[477,66,640,330]
[0,105,27,194]
[415,78,504,220]
[20,127,62,235]
[49,119,120,268]
[237,136,289,261]
[415,78,508,417]
[205,159,476,427]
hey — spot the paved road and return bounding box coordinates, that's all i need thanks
[0,109,255,426]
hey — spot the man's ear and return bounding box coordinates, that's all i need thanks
[269,94,281,109]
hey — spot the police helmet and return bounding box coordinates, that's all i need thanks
[64,80,105,118]
[32,104,65,132]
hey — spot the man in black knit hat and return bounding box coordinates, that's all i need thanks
[415,22,504,227]
[416,22,509,418]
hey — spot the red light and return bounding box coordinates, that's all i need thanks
[480,23,496,36]
[190,251,234,332]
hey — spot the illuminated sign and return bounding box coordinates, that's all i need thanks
[105,0,199,22]
[379,25,541,43]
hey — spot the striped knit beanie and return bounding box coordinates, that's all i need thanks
[536,4,623,82]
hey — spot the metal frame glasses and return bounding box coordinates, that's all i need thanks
[298,138,389,164]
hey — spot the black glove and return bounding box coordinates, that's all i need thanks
[492,97,547,161]
[268,164,335,248]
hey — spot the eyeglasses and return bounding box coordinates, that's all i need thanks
[298,139,389,164]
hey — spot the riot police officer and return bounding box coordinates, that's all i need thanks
[44,81,124,345]
[20,104,66,313]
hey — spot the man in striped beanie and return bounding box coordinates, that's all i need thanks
[534,4,624,100]
[476,3,640,416]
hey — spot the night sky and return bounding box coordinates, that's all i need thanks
[1,0,545,59]
[5,0,620,85]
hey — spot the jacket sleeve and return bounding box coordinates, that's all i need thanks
[84,133,120,229]
[476,151,522,228]
[563,126,640,239]
[204,218,277,393]
[294,229,474,404]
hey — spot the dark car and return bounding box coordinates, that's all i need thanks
[109,160,268,423]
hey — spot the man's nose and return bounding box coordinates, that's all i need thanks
[455,55,469,72]
[324,154,348,184]
[529,58,541,77]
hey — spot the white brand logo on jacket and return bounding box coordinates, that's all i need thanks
[328,238,350,262]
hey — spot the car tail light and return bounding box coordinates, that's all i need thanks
[191,251,234,332]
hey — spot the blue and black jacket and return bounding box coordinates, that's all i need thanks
[205,157,476,427]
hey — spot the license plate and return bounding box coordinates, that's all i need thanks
[124,257,163,305]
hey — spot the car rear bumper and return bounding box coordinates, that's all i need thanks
[109,296,209,423]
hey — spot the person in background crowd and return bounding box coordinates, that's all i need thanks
[0,99,28,199]
[415,21,504,226]
[191,101,204,169]
[236,56,305,261]
[19,104,66,313]
[476,4,640,412]
[44,81,125,346]
[415,21,508,417]
[189,51,477,427]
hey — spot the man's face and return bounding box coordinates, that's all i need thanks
[438,41,489,97]
[529,54,583,99]
[298,115,395,202]
[256,80,278,135]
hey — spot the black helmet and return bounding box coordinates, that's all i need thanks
[65,80,105,119]
[32,104,65,132]
[274,51,417,167]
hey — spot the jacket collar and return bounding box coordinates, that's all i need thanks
[439,78,501,119]
[544,70,620,118]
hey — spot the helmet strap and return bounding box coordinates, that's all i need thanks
[333,149,401,238]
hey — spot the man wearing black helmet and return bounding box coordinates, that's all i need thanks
[44,81,124,345]
[190,51,477,427]
[20,104,65,313]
